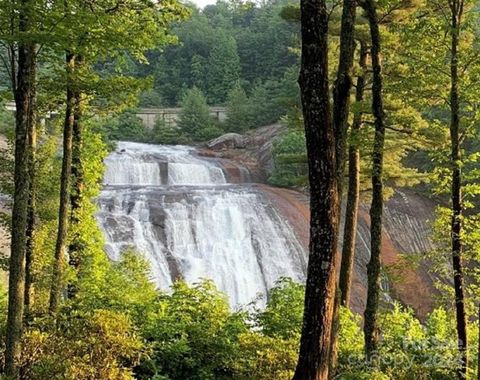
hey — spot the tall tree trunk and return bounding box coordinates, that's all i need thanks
[5,4,36,377]
[329,2,357,374]
[448,1,467,378]
[49,52,75,314]
[292,0,339,378]
[24,82,37,321]
[70,55,84,217]
[333,0,357,190]
[67,55,84,299]
[362,0,386,358]
[339,42,368,307]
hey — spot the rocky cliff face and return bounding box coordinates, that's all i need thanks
[206,127,438,318]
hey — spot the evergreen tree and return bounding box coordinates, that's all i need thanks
[225,82,250,133]
[178,87,214,139]
[191,53,207,91]
[206,33,241,104]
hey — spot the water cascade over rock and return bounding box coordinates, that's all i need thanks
[97,142,306,307]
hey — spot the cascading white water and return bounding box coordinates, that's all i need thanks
[97,141,306,307]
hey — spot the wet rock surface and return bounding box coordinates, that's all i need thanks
[261,185,437,319]
[206,133,246,150]
[203,124,286,182]
[206,127,438,317]
[97,142,306,307]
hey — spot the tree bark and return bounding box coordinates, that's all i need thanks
[292,0,339,378]
[329,2,358,374]
[448,1,467,378]
[49,52,75,314]
[24,83,37,321]
[5,3,36,376]
[362,0,386,359]
[67,55,85,299]
[333,0,357,190]
[339,42,368,307]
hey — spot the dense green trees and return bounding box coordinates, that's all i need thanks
[225,83,250,133]
[178,87,223,140]
[206,33,241,104]
[133,0,299,106]
[0,0,187,375]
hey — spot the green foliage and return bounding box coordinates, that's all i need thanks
[206,33,241,104]
[0,282,7,326]
[268,130,308,187]
[138,280,247,380]
[138,0,299,106]
[0,101,14,135]
[178,87,222,141]
[256,277,304,340]
[337,307,364,370]
[337,304,460,380]
[0,103,14,237]
[376,304,458,379]
[74,250,158,328]
[104,110,147,142]
[148,119,191,145]
[139,89,164,107]
[232,332,297,380]
[20,310,143,380]
[225,83,251,133]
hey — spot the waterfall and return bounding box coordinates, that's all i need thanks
[97,141,306,307]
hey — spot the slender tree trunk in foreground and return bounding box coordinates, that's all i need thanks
[292,0,339,378]
[49,52,75,314]
[362,0,386,359]
[339,43,368,307]
[448,1,467,378]
[329,1,358,374]
[5,9,36,377]
[70,56,84,217]
[67,56,85,299]
[333,0,357,191]
[24,90,37,321]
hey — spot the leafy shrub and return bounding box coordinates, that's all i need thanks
[20,310,143,380]
[148,119,191,145]
[104,110,147,142]
[194,125,224,141]
[232,332,297,380]
[0,101,14,135]
[225,83,251,133]
[336,304,459,380]
[178,87,216,141]
[137,280,247,380]
[268,130,308,187]
[256,277,304,340]
[139,89,163,107]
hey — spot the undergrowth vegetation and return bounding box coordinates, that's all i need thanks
[0,271,466,379]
